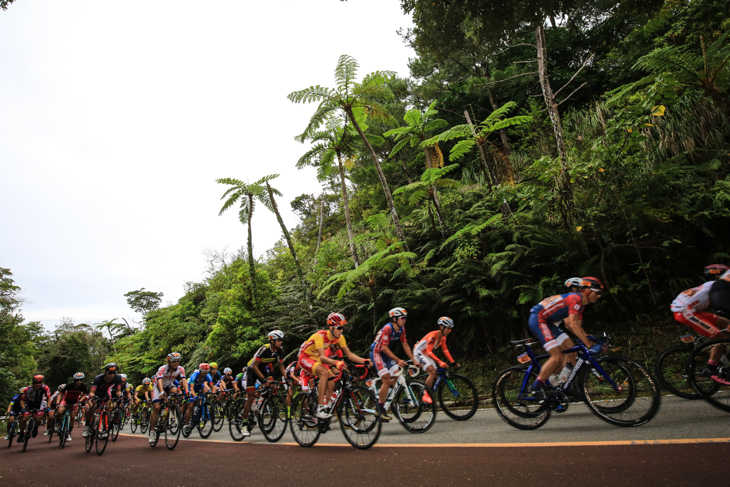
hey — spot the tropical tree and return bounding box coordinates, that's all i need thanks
[384,101,449,230]
[393,164,461,232]
[216,177,268,306]
[288,55,409,249]
[296,114,362,267]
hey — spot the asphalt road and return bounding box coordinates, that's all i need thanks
[1,395,728,486]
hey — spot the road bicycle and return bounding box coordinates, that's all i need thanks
[148,393,183,450]
[85,398,114,455]
[654,332,723,399]
[686,337,730,413]
[493,332,661,429]
[5,416,19,448]
[229,382,288,443]
[19,409,45,453]
[409,361,479,421]
[357,364,435,433]
[138,401,152,434]
[56,407,73,449]
[186,392,215,439]
[290,366,381,449]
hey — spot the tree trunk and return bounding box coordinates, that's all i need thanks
[313,201,324,268]
[246,193,257,307]
[336,151,361,267]
[400,157,413,184]
[423,145,447,231]
[345,107,409,251]
[464,110,495,189]
[535,23,573,226]
[265,181,312,309]
[479,62,515,186]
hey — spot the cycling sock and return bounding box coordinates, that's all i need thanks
[708,360,719,366]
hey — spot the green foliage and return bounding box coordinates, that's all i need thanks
[124,288,163,317]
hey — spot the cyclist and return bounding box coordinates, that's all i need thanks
[18,374,52,442]
[298,314,371,419]
[149,352,187,444]
[672,264,730,381]
[57,372,88,441]
[208,362,222,393]
[526,277,604,398]
[370,307,418,419]
[133,378,153,417]
[284,360,301,414]
[83,363,123,438]
[184,363,214,435]
[240,330,287,437]
[43,385,65,436]
[218,367,240,400]
[3,387,26,441]
[413,317,459,403]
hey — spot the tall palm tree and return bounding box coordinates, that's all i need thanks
[258,174,312,309]
[216,177,267,306]
[384,101,449,230]
[288,55,409,250]
[296,114,361,267]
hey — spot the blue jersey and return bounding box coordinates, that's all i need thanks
[188,371,213,385]
[9,394,22,412]
[370,323,407,354]
[530,293,585,324]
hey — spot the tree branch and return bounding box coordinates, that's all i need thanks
[493,43,537,57]
[554,53,595,98]
[557,82,588,106]
[484,71,537,86]
[514,59,538,64]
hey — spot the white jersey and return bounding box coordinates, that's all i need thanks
[721,270,730,280]
[671,281,714,313]
[154,364,186,388]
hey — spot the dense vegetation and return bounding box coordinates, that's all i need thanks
[2,0,729,397]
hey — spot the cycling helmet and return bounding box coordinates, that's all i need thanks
[437,316,454,329]
[104,363,118,373]
[327,312,347,326]
[268,330,285,341]
[142,377,152,385]
[58,384,66,392]
[199,363,211,372]
[581,277,605,293]
[120,374,127,382]
[73,372,84,380]
[564,277,583,289]
[389,307,408,319]
[32,374,44,383]
[704,264,730,280]
[223,367,232,374]
[209,362,218,368]
[167,352,181,362]
[19,387,26,394]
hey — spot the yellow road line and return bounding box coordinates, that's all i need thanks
[117,433,730,448]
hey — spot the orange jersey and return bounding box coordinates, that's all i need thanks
[414,330,454,364]
[298,330,347,360]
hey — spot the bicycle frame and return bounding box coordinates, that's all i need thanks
[364,369,420,411]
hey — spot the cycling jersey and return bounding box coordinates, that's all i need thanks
[209,371,222,384]
[671,281,714,313]
[154,364,186,388]
[299,330,347,360]
[9,394,22,414]
[22,385,51,409]
[61,382,88,404]
[249,344,284,372]
[219,374,236,390]
[284,361,299,381]
[187,371,213,393]
[49,391,61,407]
[528,293,582,351]
[414,330,454,368]
[91,374,122,400]
[370,323,407,355]
[135,384,153,397]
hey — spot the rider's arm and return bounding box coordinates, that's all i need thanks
[318,347,340,367]
[341,346,370,366]
[564,314,594,347]
[440,338,456,364]
[278,362,286,379]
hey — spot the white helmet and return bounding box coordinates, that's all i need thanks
[389,307,408,319]
[224,367,232,374]
[268,330,285,340]
[437,317,454,329]
[564,277,583,289]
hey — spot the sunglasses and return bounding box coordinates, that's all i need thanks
[332,326,345,331]
[107,371,117,374]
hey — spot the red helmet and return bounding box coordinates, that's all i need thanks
[581,277,604,293]
[704,264,729,279]
[32,374,44,383]
[327,312,347,326]
[199,363,211,372]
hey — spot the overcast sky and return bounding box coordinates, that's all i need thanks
[0,0,414,329]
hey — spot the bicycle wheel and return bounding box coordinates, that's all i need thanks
[123,406,131,427]
[110,410,122,442]
[211,399,225,432]
[228,399,248,442]
[437,373,479,421]
[492,366,551,430]
[165,407,182,450]
[337,385,381,449]
[6,421,16,448]
[58,414,68,449]
[393,380,436,433]
[655,345,701,399]
[257,394,288,443]
[580,355,661,427]
[139,408,150,435]
[290,392,320,447]
[22,419,33,453]
[196,402,214,439]
[95,412,109,455]
[687,338,730,412]
[130,411,138,433]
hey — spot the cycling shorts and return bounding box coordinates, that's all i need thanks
[414,350,436,371]
[528,313,570,352]
[191,383,209,394]
[22,409,47,418]
[246,368,269,392]
[370,350,399,378]
[299,369,312,392]
[152,384,178,403]
[673,310,721,338]
[298,355,324,378]
[58,399,80,410]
